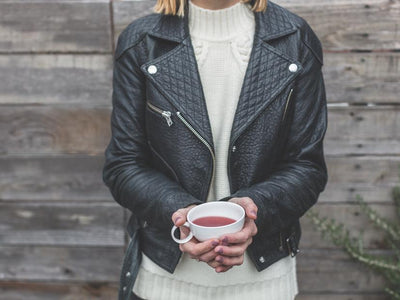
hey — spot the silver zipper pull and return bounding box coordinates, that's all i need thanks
[162,111,173,127]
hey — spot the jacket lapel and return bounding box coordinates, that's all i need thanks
[142,8,214,148]
[141,1,302,150]
[230,2,302,143]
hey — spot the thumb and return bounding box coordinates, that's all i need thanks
[241,198,258,220]
[171,205,196,226]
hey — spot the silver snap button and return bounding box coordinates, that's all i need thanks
[147,65,157,74]
[122,286,127,292]
[288,63,298,73]
[259,256,265,263]
[232,146,237,153]
[126,271,131,277]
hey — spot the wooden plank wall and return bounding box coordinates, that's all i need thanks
[0,0,398,299]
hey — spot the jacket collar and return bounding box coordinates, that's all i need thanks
[148,0,297,44]
[142,1,301,149]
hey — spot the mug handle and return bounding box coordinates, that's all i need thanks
[171,222,193,244]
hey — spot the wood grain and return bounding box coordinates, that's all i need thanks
[297,249,389,293]
[324,53,400,104]
[4,52,399,106]
[275,0,400,51]
[0,281,118,300]
[1,105,400,156]
[296,294,389,300]
[325,106,400,155]
[0,106,111,155]
[1,155,399,203]
[300,203,399,249]
[0,246,122,282]
[0,1,112,53]
[0,156,111,202]
[0,246,389,294]
[0,55,112,105]
[114,0,400,51]
[1,200,393,249]
[0,282,388,300]
[320,156,400,204]
[0,202,124,246]
[112,0,157,47]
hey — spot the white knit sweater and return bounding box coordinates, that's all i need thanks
[133,1,299,299]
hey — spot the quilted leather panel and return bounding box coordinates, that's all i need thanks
[142,41,214,149]
[230,38,301,142]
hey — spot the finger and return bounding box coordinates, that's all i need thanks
[180,238,219,258]
[214,254,244,267]
[240,197,258,220]
[215,265,233,273]
[198,249,218,263]
[229,197,258,220]
[214,238,252,257]
[171,204,196,226]
[207,259,223,269]
[219,219,257,244]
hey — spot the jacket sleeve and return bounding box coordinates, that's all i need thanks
[222,42,328,236]
[103,39,202,231]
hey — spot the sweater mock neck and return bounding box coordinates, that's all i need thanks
[188,0,254,41]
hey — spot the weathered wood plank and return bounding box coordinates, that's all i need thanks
[0,281,118,300]
[2,105,400,156]
[0,1,112,53]
[4,53,397,106]
[0,284,389,300]
[1,155,399,203]
[0,106,111,155]
[275,0,400,51]
[0,202,124,246]
[0,246,388,293]
[320,156,400,204]
[296,294,389,300]
[300,203,398,249]
[0,156,111,202]
[112,0,156,46]
[0,246,122,282]
[325,106,400,155]
[113,0,400,51]
[0,55,112,105]
[324,53,400,104]
[297,249,388,293]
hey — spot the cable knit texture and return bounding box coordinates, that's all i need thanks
[133,1,299,299]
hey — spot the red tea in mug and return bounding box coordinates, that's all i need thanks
[192,216,236,227]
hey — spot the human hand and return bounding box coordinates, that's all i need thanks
[171,205,220,263]
[209,197,258,273]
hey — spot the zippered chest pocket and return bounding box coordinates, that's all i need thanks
[146,101,174,127]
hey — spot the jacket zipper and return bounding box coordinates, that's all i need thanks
[282,88,294,122]
[279,231,284,252]
[176,111,215,200]
[147,102,173,127]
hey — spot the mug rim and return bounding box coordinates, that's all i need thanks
[186,201,245,229]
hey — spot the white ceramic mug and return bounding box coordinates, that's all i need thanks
[171,201,245,244]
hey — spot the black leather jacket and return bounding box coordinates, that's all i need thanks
[103,1,328,299]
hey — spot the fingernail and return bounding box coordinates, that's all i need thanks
[217,248,223,255]
[251,210,257,217]
[222,237,228,243]
[211,241,218,247]
[174,217,181,224]
[216,256,223,263]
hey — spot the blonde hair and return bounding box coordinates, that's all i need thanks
[154,0,268,17]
